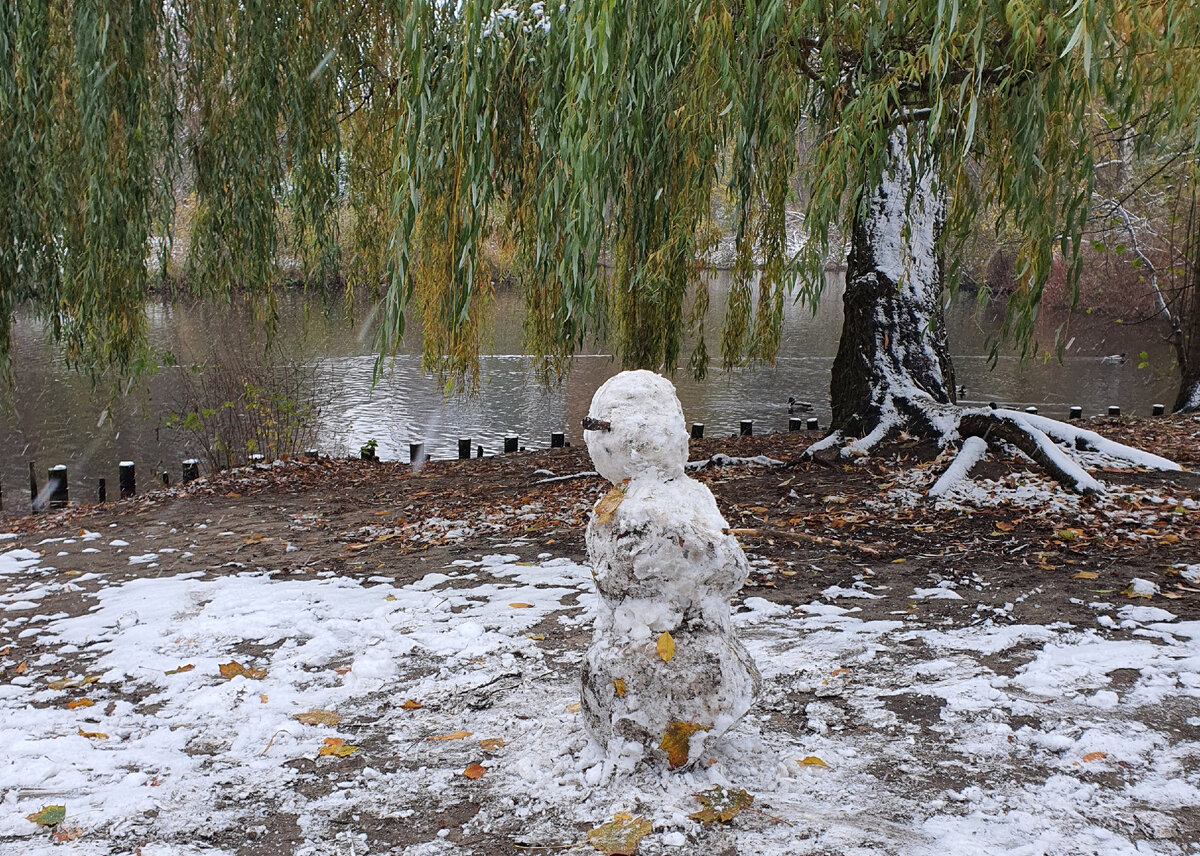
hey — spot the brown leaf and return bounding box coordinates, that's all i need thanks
[66,698,94,710]
[259,693,268,704]
[593,485,627,525]
[400,699,423,710]
[334,666,351,675]
[1072,572,1100,580]
[318,737,359,757]
[1082,751,1108,762]
[479,737,507,751]
[690,784,754,823]
[426,730,472,741]
[566,702,581,712]
[14,661,28,675]
[587,813,651,856]
[294,709,341,727]
[656,632,675,663]
[50,826,83,843]
[659,721,707,769]
[164,664,195,676]
[219,660,266,680]
[509,602,533,609]
[613,678,627,698]
[463,764,487,779]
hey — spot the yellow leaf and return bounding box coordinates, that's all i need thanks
[656,632,675,662]
[259,693,268,704]
[165,664,195,676]
[318,737,359,757]
[587,813,651,855]
[479,737,508,751]
[566,702,582,712]
[613,678,627,698]
[26,805,66,827]
[526,633,546,641]
[67,698,94,710]
[219,660,266,680]
[690,784,754,823]
[384,595,397,601]
[799,755,830,768]
[1072,572,1099,580]
[1082,751,1108,762]
[77,728,108,740]
[659,721,707,769]
[509,602,533,609]
[400,699,423,710]
[426,730,472,741]
[463,764,487,779]
[994,521,1015,532]
[593,485,627,525]
[294,709,341,727]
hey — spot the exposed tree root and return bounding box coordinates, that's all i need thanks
[804,396,1183,497]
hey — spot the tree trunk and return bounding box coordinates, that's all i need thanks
[1173,237,1200,413]
[830,129,956,441]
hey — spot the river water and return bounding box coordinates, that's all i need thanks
[0,273,1177,507]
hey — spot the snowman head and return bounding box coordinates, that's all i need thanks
[583,370,689,484]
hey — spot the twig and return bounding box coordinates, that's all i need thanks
[744,807,793,826]
[512,841,584,851]
[260,728,290,756]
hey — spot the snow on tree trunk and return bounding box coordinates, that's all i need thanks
[830,128,957,443]
[580,370,759,770]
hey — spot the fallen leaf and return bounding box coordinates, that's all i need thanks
[426,730,472,741]
[690,784,754,823]
[613,678,627,698]
[334,666,351,675]
[47,675,100,690]
[509,602,533,609]
[67,698,94,710]
[77,728,108,739]
[830,668,850,677]
[294,709,341,727]
[164,664,195,676]
[587,813,651,855]
[1072,571,1100,580]
[659,721,707,769]
[463,764,487,779]
[593,485,627,525]
[15,661,28,675]
[219,660,266,680]
[259,693,268,704]
[318,737,359,757]
[1082,751,1108,762]
[656,631,675,663]
[566,702,581,713]
[526,633,546,641]
[26,805,66,827]
[400,699,423,710]
[479,737,508,752]
[384,595,397,602]
[994,521,1016,532]
[799,755,830,768]
[50,826,83,843]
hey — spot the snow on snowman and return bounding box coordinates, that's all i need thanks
[580,370,760,769]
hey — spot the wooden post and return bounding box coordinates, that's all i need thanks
[458,438,472,460]
[249,453,265,465]
[409,442,425,464]
[504,435,519,454]
[1108,405,1121,417]
[806,417,819,431]
[551,431,565,448]
[119,461,136,498]
[161,471,170,487]
[691,423,704,440]
[740,420,753,437]
[182,459,200,483]
[1069,406,1082,420]
[28,461,38,508]
[1152,403,1165,416]
[47,465,68,509]
[789,417,803,432]
[304,448,320,460]
[97,478,106,503]
[1024,406,1038,415]
[476,445,484,458]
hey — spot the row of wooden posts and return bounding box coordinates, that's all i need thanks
[17,402,1170,512]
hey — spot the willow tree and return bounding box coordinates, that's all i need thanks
[391,0,1187,489]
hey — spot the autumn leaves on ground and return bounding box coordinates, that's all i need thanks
[1,414,1198,855]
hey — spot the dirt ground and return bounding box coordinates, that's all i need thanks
[1,414,1198,855]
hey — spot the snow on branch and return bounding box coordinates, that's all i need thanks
[1001,410,1182,472]
[928,436,989,498]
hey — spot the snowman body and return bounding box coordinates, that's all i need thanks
[581,371,760,767]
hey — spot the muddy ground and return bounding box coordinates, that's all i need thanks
[1,414,1198,855]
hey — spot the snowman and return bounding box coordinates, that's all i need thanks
[580,370,760,768]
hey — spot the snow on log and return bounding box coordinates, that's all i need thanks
[959,410,1103,494]
[1004,410,1182,471]
[928,436,989,498]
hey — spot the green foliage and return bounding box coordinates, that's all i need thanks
[2,0,1198,389]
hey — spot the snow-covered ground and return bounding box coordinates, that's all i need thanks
[1,542,1198,855]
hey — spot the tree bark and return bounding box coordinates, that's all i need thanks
[1173,242,1200,412]
[830,129,956,440]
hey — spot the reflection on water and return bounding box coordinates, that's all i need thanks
[0,273,1178,506]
